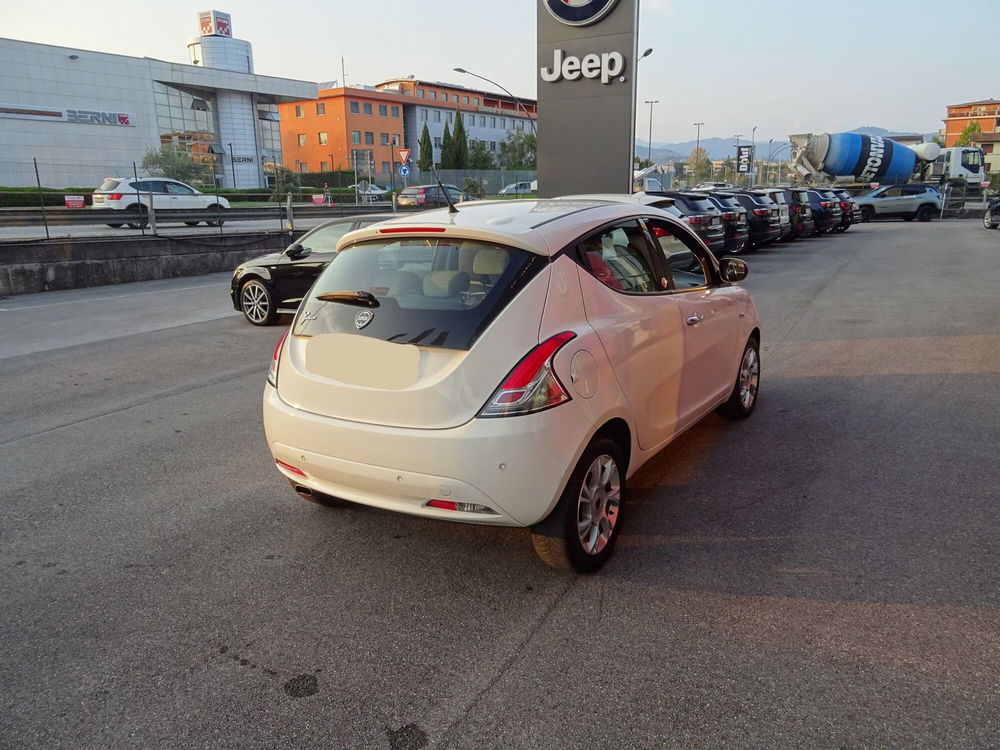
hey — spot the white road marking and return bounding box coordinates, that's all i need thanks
[0,281,228,311]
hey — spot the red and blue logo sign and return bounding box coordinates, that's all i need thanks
[542,0,619,26]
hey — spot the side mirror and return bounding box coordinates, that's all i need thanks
[719,257,749,284]
[285,243,310,259]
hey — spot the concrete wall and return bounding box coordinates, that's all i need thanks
[0,232,303,296]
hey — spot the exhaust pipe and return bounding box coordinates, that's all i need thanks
[293,484,314,500]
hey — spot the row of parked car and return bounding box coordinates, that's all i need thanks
[634,186,863,257]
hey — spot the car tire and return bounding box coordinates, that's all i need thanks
[184,221,201,226]
[916,205,934,222]
[239,279,277,326]
[106,223,123,228]
[716,336,760,420]
[861,206,874,222]
[985,210,998,229]
[125,204,148,229]
[529,436,625,573]
[902,215,914,221]
[205,205,226,227]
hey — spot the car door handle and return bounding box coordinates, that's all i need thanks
[686,313,704,326]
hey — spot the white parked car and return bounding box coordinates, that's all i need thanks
[91,177,230,228]
[498,181,534,195]
[263,200,761,572]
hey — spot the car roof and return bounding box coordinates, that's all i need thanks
[338,199,690,256]
[556,192,676,206]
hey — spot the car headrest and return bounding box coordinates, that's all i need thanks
[423,270,470,298]
[388,271,422,296]
[472,248,509,277]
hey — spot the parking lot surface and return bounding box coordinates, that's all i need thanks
[1,222,998,748]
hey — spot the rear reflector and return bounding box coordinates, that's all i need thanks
[426,499,495,514]
[275,459,307,479]
[377,227,447,233]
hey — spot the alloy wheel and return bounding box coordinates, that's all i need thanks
[739,345,759,409]
[576,455,621,556]
[241,283,270,324]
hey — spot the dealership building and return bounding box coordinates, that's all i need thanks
[0,11,315,188]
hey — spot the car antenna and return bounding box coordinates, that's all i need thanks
[431,165,459,214]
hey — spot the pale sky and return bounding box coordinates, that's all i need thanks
[2,0,993,145]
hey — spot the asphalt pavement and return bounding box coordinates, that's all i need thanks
[1,221,998,749]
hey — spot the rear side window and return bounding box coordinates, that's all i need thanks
[579,221,657,293]
[293,238,545,350]
[769,192,787,205]
[97,179,121,192]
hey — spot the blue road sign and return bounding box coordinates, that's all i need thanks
[398,164,410,177]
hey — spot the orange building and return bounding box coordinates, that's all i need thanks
[279,77,536,177]
[941,99,1000,146]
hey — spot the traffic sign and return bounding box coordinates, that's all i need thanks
[396,148,410,165]
[398,164,410,177]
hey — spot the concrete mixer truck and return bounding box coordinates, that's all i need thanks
[789,132,988,195]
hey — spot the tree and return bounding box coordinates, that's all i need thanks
[931,135,945,148]
[440,123,455,169]
[688,146,712,180]
[142,146,203,184]
[452,109,469,169]
[499,129,536,169]
[956,121,981,147]
[417,124,433,171]
[468,140,494,169]
[634,156,653,169]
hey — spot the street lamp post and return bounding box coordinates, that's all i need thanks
[644,100,659,164]
[693,121,704,182]
[452,67,536,134]
[227,142,237,189]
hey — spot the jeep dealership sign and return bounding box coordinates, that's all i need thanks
[537,0,638,196]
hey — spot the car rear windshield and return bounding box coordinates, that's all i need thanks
[683,196,716,212]
[768,192,788,205]
[292,237,546,351]
[750,194,775,205]
[399,187,423,195]
[97,179,121,192]
[710,196,740,209]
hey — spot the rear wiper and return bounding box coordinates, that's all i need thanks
[315,290,380,307]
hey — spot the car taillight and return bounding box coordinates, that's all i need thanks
[108,193,123,200]
[840,201,850,210]
[687,215,705,225]
[820,201,831,208]
[267,329,289,387]
[651,226,670,238]
[791,204,800,213]
[479,331,576,418]
[752,208,768,217]
[722,211,736,220]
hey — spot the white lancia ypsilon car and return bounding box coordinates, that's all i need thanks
[263,199,760,572]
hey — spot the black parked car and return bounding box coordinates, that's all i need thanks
[650,191,726,255]
[718,190,781,248]
[805,189,843,234]
[985,195,1000,229]
[230,213,397,325]
[779,188,815,239]
[705,193,750,255]
[827,188,861,231]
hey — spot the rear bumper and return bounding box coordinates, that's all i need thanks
[749,225,781,245]
[262,385,591,527]
[792,217,815,237]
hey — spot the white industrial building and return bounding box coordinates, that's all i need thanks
[0,11,316,188]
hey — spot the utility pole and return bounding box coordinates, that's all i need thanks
[693,121,704,181]
[644,100,659,165]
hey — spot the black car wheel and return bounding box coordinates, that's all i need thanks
[530,437,625,573]
[861,206,875,222]
[184,221,201,226]
[125,204,148,229]
[205,205,226,227]
[240,279,277,326]
[985,210,998,229]
[902,215,915,222]
[916,205,934,222]
[106,223,123,228]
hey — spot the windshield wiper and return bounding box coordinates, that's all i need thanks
[315,290,380,307]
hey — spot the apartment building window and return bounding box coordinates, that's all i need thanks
[364,131,374,145]
[417,89,425,98]
[391,105,400,118]
[447,111,453,123]
[297,133,306,146]
[433,110,441,123]
[463,96,469,104]
[490,141,496,152]
[295,105,304,118]
[363,102,372,115]
[473,97,479,106]
[490,117,496,128]
[320,161,330,172]
[378,104,387,117]
[351,130,361,144]
[433,137,441,147]
[380,133,389,146]
[316,102,326,116]
[500,118,506,129]
[381,161,390,173]
[318,131,328,145]
[479,116,486,127]
[429,91,437,100]
[350,101,360,114]
[298,162,308,173]
[391,134,400,146]
[420,108,428,121]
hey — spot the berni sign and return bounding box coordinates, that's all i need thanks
[737,145,754,174]
[536,0,639,197]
